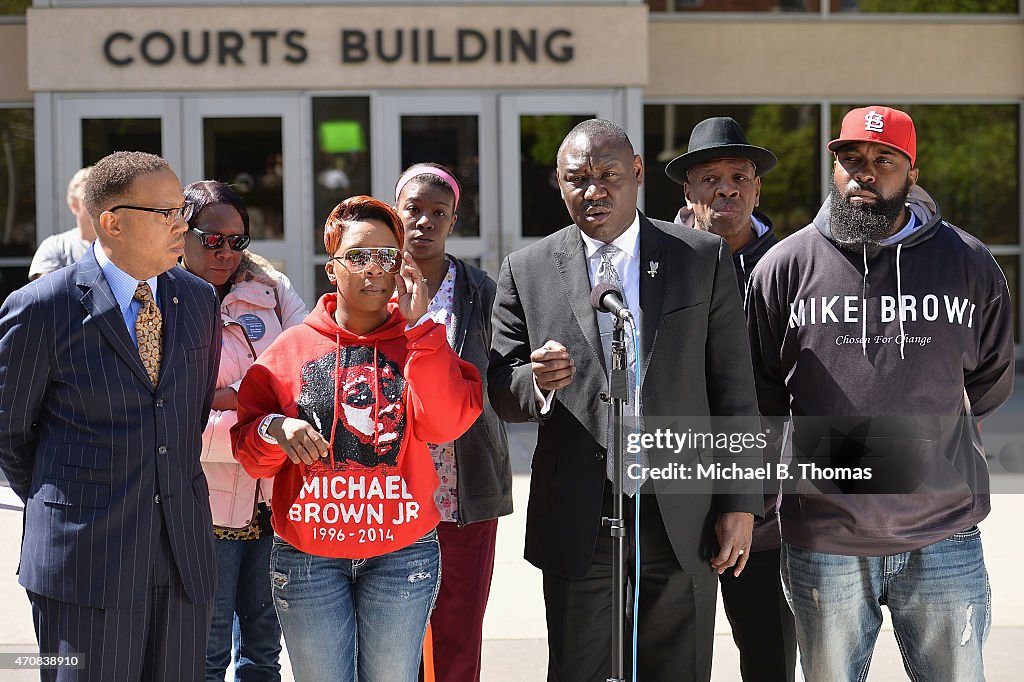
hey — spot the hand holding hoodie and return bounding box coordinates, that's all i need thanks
[231,293,483,559]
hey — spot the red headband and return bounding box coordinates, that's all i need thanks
[394,165,461,210]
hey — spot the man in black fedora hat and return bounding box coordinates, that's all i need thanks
[666,117,796,682]
[667,117,780,300]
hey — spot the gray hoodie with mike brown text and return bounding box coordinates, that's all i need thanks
[746,185,1013,556]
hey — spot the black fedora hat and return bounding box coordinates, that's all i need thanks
[665,117,777,185]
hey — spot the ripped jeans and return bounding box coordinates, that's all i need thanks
[781,528,991,682]
[270,530,440,682]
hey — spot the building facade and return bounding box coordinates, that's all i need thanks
[1,1,1022,341]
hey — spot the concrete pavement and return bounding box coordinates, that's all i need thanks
[1,419,1023,680]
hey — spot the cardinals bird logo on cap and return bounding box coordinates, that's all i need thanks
[864,110,885,133]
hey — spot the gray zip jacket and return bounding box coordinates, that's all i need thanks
[449,257,513,524]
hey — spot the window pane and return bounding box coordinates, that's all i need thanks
[203,117,283,240]
[646,0,818,11]
[0,0,32,16]
[644,104,821,239]
[0,108,35,259]
[0,265,30,305]
[81,118,161,166]
[312,97,371,256]
[831,0,1016,13]
[830,104,1019,245]
[520,114,592,238]
[400,115,479,238]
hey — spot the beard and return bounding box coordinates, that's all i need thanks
[828,174,912,250]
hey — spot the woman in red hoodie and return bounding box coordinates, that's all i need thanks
[231,196,483,682]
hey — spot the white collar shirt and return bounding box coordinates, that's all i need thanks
[579,211,642,340]
[536,212,644,414]
[94,241,160,346]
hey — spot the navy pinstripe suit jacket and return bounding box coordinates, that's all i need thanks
[0,248,222,609]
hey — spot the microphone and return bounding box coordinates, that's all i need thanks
[591,283,633,321]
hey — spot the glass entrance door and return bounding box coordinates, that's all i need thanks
[499,93,616,258]
[51,94,310,299]
[378,91,617,275]
[51,96,182,240]
[182,95,307,295]
[377,94,499,272]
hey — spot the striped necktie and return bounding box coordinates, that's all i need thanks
[596,244,648,496]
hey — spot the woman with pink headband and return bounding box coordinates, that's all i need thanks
[395,163,512,682]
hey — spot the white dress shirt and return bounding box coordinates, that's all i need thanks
[537,212,642,413]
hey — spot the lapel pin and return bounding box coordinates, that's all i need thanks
[647,261,659,278]
[172,296,179,304]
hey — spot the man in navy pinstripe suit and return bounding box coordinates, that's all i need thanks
[0,152,222,681]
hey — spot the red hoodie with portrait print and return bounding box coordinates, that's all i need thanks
[231,293,482,559]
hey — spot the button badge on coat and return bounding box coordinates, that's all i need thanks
[237,313,267,341]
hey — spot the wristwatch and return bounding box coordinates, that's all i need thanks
[258,413,285,445]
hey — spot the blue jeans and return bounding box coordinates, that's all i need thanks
[206,525,283,681]
[271,530,440,682]
[781,527,991,682]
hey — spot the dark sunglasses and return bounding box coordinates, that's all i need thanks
[330,247,403,274]
[189,227,251,252]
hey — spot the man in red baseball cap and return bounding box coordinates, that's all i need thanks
[824,106,921,248]
[829,105,918,165]
[745,105,1013,681]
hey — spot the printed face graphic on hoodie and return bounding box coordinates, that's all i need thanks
[297,345,407,469]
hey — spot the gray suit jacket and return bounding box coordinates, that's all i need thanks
[0,248,222,609]
[488,213,762,580]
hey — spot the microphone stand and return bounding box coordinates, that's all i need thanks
[603,316,629,682]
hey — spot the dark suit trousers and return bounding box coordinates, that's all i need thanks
[718,546,797,682]
[28,515,212,682]
[542,481,716,682]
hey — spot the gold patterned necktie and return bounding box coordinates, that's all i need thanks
[134,282,163,385]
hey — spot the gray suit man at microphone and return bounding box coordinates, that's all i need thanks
[488,118,763,682]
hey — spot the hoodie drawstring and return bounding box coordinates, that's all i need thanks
[861,246,869,356]
[328,333,342,469]
[739,253,751,305]
[860,242,907,360]
[896,243,905,360]
[373,340,380,457]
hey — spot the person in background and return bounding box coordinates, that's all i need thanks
[665,116,795,682]
[231,196,483,682]
[394,163,513,682]
[29,166,95,279]
[180,180,308,682]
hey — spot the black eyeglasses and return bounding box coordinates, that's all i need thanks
[189,227,251,252]
[330,248,403,274]
[108,202,194,226]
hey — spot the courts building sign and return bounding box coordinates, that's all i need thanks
[28,6,647,91]
[101,28,575,67]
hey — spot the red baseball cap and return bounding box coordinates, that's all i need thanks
[828,106,917,166]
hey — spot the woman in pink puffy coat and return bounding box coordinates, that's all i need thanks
[181,180,308,681]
